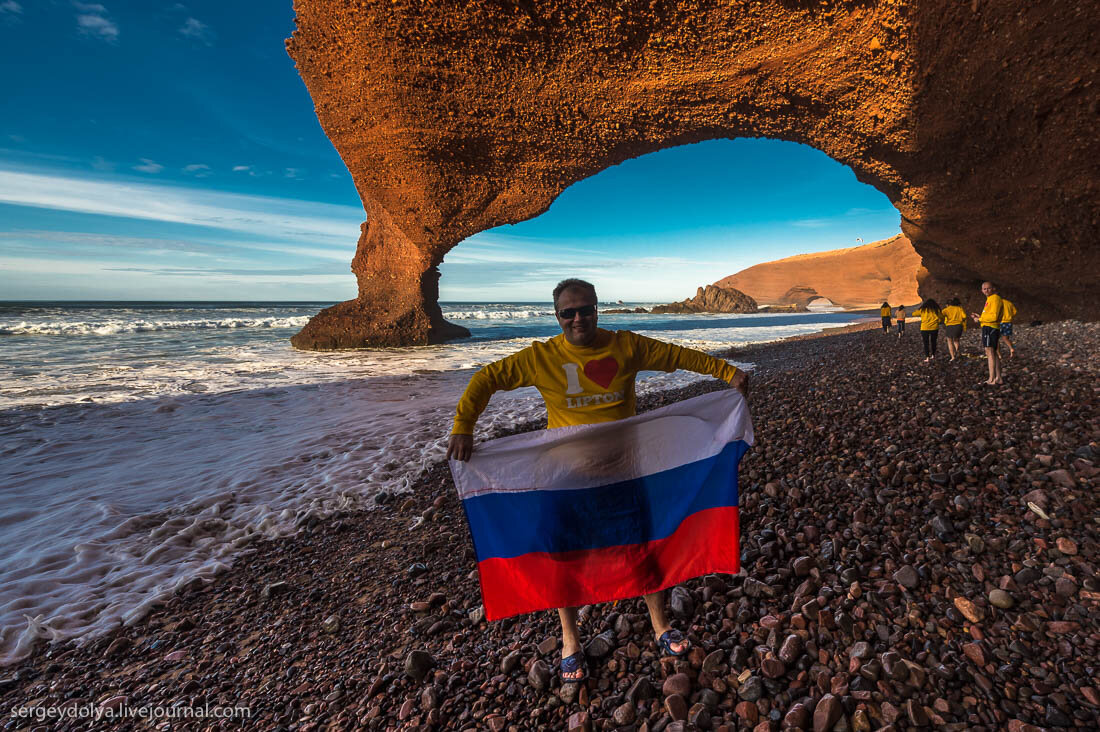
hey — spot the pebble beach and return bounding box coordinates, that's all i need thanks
[2,321,1097,731]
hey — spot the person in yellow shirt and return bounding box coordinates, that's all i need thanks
[880,302,892,334]
[447,278,748,681]
[910,299,943,362]
[999,298,1018,357]
[941,297,968,361]
[895,305,907,339]
[970,281,1004,385]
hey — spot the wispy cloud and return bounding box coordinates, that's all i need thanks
[106,264,348,277]
[0,1,22,16]
[91,156,115,172]
[0,229,352,262]
[74,2,118,43]
[182,163,212,177]
[132,158,164,174]
[0,167,365,248]
[179,17,213,45]
[790,218,831,229]
[231,165,251,172]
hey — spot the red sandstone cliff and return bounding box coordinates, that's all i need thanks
[287,0,1099,349]
[715,234,925,309]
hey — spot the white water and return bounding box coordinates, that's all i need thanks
[0,301,865,665]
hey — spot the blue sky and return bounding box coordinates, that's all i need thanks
[0,1,901,303]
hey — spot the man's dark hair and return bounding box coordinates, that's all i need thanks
[553,278,597,306]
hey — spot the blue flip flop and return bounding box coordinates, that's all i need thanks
[658,629,690,657]
[559,651,588,682]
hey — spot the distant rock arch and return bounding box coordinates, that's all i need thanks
[287,0,1097,349]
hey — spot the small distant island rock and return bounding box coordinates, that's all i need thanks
[603,307,649,314]
[650,285,758,314]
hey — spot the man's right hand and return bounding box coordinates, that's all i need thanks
[447,433,473,461]
[730,369,749,399]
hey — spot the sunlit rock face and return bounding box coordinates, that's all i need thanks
[286,0,1097,349]
[716,235,925,310]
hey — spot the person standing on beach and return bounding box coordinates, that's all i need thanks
[447,278,749,682]
[999,297,1018,357]
[941,297,968,361]
[895,304,907,339]
[971,281,1004,385]
[880,302,892,334]
[910,299,943,362]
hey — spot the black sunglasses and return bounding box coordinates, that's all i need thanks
[556,304,597,320]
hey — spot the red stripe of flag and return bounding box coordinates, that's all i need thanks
[476,506,740,620]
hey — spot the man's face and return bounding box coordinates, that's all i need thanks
[555,287,598,347]
[981,282,994,296]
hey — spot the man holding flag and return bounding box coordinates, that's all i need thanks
[447,278,749,682]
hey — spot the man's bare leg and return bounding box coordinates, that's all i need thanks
[992,349,1003,384]
[1003,335,1015,357]
[990,347,1007,385]
[558,606,581,657]
[643,591,689,653]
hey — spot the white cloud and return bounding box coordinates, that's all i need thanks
[132,159,164,174]
[0,2,23,16]
[179,17,213,45]
[74,2,118,42]
[284,168,301,179]
[182,163,212,177]
[0,167,365,248]
[91,156,115,172]
[231,165,251,172]
[0,230,351,261]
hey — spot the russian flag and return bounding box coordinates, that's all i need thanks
[450,389,753,620]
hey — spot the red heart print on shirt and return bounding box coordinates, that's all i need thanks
[583,357,619,389]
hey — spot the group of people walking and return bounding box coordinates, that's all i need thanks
[879,281,1016,385]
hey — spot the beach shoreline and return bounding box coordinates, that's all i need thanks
[2,321,1097,731]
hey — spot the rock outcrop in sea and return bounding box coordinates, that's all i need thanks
[286,0,1097,348]
[650,285,758,314]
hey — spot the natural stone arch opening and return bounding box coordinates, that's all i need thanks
[286,0,1097,349]
[438,137,903,305]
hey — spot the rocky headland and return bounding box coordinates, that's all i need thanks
[715,236,924,311]
[3,321,1097,731]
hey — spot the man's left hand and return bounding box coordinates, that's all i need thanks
[730,369,749,398]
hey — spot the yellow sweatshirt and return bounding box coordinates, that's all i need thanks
[911,307,942,331]
[941,305,968,329]
[979,294,1004,327]
[880,306,892,317]
[1001,299,1017,323]
[452,329,740,434]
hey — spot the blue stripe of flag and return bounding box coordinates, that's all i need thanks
[462,440,748,561]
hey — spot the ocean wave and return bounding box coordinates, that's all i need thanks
[442,309,555,320]
[0,317,312,336]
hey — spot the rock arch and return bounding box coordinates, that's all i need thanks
[286,0,1097,349]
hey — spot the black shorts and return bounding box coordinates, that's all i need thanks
[944,324,963,339]
[1000,322,1013,337]
[981,326,1000,348]
[882,316,891,327]
[896,320,905,332]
